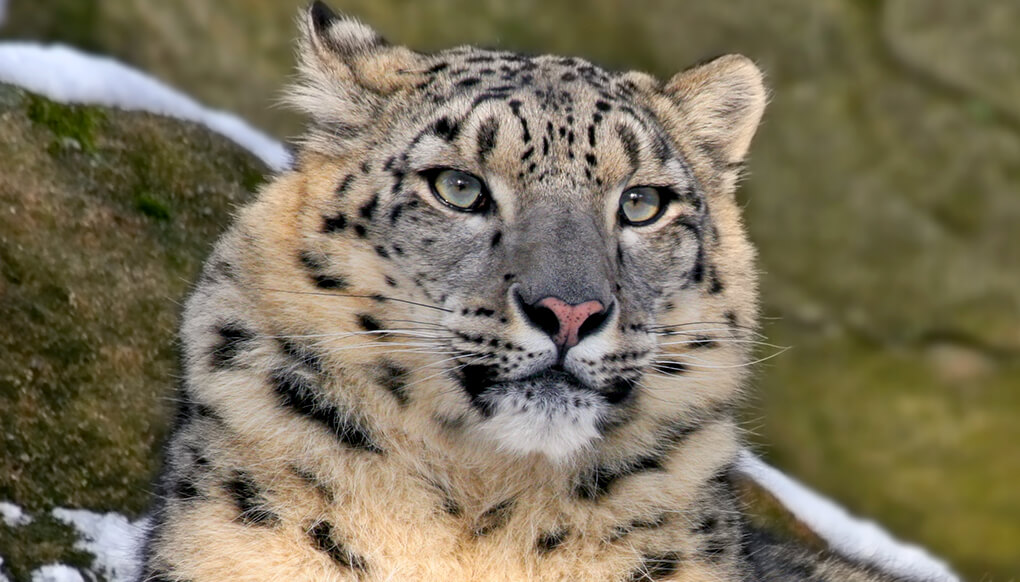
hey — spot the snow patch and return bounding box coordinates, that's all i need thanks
[30,565,83,582]
[0,556,9,582]
[0,43,290,171]
[736,450,959,581]
[51,508,148,582]
[0,501,31,527]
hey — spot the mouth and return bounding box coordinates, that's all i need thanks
[457,362,632,418]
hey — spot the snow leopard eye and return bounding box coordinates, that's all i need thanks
[619,186,667,225]
[427,169,488,211]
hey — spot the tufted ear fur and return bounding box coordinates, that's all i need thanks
[661,55,767,176]
[287,2,422,154]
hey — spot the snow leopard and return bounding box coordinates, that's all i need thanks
[137,3,925,580]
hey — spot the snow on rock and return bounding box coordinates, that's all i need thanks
[0,43,290,171]
[736,450,959,582]
[0,500,31,527]
[51,508,148,582]
[0,556,10,582]
[29,565,84,582]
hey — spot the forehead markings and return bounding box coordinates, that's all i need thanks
[475,117,500,164]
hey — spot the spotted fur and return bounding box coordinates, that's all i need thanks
[138,3,922,581]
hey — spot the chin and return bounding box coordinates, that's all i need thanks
[472,376,608,462]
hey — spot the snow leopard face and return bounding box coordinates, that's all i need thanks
[230,3,765,461]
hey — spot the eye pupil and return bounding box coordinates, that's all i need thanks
[619,187,664,225]
[431,169,486,211]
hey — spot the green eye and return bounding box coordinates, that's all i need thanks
[619,186,665,225]
[429,169,487,211]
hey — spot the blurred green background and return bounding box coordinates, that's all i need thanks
[1,0,1017,580]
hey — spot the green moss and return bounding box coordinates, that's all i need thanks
[0,515,94,582]
[134,192,172,221]
[25,95,105,153]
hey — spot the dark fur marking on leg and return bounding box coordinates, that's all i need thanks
[575,455,663,500]
[309,521,368,572]
[292,466,335,503]
[627,552,683,581]
[271,370,383,453]
[223,471,279,526]
[210,323,255,369]
[578,415,718,499]
[472,499,515,536]
[607,512,670,542]
[536,527,570,553]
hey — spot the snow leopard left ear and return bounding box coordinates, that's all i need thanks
[288,2,422,131]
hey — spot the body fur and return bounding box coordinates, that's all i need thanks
[139,4,924,581]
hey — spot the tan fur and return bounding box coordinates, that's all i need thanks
[139,5,908,582]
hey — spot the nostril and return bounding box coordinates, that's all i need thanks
[523,303,561,339]
[576,302,612,343]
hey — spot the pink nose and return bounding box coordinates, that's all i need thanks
[535,297,606,348]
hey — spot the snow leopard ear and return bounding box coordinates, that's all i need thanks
[289,2,422,127]
[661,54,767,171]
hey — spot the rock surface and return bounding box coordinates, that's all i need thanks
[0,84,265,579]
[2,1,1018,579]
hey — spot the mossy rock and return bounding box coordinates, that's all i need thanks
[0,84,267,579]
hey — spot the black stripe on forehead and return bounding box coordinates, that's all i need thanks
[615,124,641,172]
[475,116,500,163]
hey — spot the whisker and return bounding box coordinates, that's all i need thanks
[254,286,453,313]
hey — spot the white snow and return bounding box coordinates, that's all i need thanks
[51,508,148,582]
[29,565,84,582]
[0,43,290,171]
[736,450,959,581]
[0,500,31,527]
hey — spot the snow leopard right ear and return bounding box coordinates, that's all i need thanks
[288,2,423,132]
